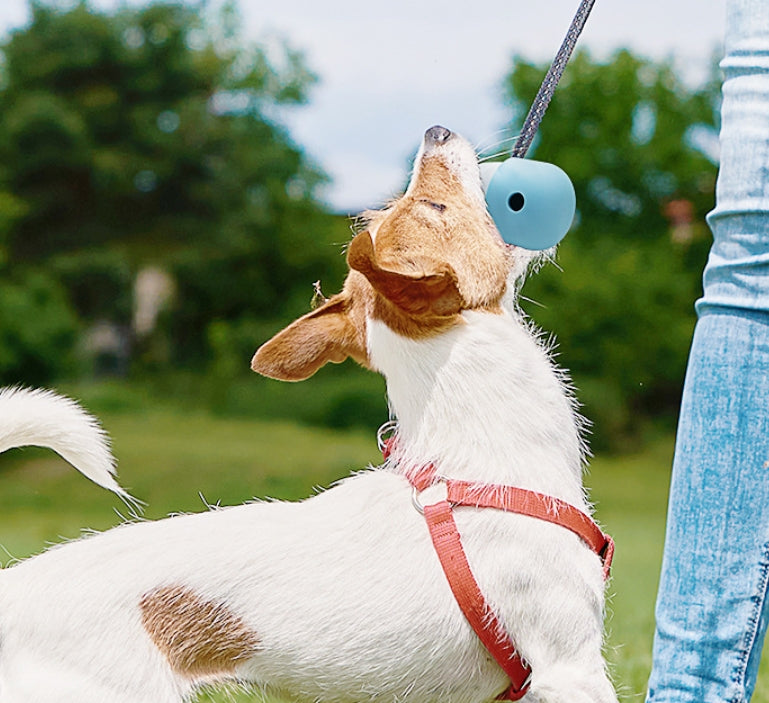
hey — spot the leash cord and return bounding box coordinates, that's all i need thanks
[511,0,597,158]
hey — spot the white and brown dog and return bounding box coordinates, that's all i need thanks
[0,127,617,703]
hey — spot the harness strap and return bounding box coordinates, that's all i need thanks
[422,500,532,701]
[408,465,613,579]
[407,464,614,701]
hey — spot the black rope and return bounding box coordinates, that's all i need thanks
[511,0,597,158]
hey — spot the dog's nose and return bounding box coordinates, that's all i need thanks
[425,125,452,144]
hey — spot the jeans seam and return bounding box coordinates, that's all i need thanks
[730,541,769,703]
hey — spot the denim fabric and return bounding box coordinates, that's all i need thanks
[647,1,769,701]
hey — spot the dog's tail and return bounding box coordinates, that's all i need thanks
[0,386,131,502]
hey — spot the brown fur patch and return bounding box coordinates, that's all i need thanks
[347,229,464,339]
[353,155,508,340]
[140,585,260,678]
[251,270,372,380]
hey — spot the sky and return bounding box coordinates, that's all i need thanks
[0,0,727,212]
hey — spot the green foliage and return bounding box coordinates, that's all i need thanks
[0,0,342,372]
[503,50,719,448]
[0,269,79,384]
[199,315,387,430]
[51,247,134,322]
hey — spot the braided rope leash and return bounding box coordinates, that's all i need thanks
[511,0,597,158]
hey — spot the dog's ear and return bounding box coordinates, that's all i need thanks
[347,230,462,318]
[251,293,367,381]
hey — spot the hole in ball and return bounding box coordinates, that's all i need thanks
[507,192,525,212]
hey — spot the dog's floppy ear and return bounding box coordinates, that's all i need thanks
[347,230,462,318]
[251,292,367,381]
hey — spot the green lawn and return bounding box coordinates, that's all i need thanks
[1,405,767,702]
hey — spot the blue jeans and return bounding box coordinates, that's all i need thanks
[647,1,769,702]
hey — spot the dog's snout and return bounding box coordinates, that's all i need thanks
[425,125,452,144]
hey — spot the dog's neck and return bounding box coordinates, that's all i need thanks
[369,308,587,507]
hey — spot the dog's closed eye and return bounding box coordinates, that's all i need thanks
[419,199,446,213]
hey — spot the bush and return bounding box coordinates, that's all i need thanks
[521,232,705,450]
[0,270,80,385]
[203,316,388,431]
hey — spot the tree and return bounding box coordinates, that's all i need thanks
[0,1,345,374]
[0,269,79,384]
[502,50,720,448]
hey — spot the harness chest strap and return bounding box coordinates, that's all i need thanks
[407,464,614,701]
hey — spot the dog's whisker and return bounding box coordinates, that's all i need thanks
[473,131,507,154]
[478,149,515,164]
[478,153,505,164]
[477,136,518,156]
[476,133,521,162]
[477,145,521,165]
[519,294,548,309]
[474,129,517,153]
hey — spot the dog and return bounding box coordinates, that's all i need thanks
[0,126,617,703]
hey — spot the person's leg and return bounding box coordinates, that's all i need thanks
[647,1,769,701]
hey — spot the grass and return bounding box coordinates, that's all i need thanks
[1,402,768,702]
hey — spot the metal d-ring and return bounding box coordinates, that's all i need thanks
[377,420,399,454]
[411,480,452,516]
[411,486,426,515]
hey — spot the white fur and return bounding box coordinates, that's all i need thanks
[0,132,616,703]
[0,387,128,499]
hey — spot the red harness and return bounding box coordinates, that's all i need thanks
[382,439,614,701]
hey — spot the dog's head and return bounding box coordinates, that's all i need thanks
[251,126,520,382]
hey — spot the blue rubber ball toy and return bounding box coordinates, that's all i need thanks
[481,158,576,251]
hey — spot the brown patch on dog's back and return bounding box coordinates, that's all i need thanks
[140,585,260,678]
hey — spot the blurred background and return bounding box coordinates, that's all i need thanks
[0,2,754,702]
[0,0,725,448]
